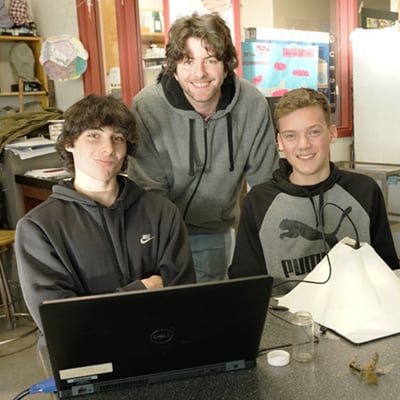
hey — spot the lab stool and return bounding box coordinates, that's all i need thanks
[0,230,37,345]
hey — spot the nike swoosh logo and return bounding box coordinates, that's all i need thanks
[140,235,155,244]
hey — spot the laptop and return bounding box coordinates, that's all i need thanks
[39,275,273,398]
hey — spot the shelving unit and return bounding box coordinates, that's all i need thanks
[139,9,165,56]
[141,32,165,45]
[0,36,48,112]
[141,27,165,87]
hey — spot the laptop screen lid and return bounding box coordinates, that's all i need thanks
[39,275,273,398]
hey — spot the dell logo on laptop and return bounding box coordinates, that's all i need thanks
[150,328,174,344]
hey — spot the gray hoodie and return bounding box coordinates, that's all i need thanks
[129,74,279,234]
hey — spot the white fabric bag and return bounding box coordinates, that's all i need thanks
[278,237,400,344]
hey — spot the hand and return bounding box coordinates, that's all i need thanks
[141,275,163,289]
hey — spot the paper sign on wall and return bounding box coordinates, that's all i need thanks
[242,28,330,98]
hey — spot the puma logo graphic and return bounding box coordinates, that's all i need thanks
[140,234,155,244]
[279,206,352,248]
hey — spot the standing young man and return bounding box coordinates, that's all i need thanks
[129,13,279,281]
[15,94,196,337]
[229,88,399,294]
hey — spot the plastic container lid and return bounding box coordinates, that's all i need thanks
[267,350,290,367]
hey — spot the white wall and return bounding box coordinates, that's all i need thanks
[330,137,352,163]
[28,0,84,111]
[240,0,273,31]
[139,0,163,9]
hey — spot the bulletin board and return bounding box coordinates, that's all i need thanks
[241,29,333,107]
[242,41,320,97]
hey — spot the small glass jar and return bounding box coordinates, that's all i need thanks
[292,311,314,362]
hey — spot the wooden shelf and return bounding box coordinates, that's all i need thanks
[0,91,47,97]
[0,35,48,112]
[0,35,41,42]
[142,56,165,62]
[141,32,164,45]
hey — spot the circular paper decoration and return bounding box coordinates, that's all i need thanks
[201,0,232,14]
[39,34,89,81]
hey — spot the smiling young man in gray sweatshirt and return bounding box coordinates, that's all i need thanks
[129,13,279,282]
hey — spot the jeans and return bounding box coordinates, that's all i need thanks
[189,229,235,282]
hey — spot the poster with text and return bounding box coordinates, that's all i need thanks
[242,40,320,97]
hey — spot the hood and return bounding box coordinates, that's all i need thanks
[50,175,146,208]
[160,72,235,111]
[272,158,340,196]
[272,158,342,231]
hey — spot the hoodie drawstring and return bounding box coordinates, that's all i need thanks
[188,119,195,176]
[300,183,326,229]
[317,184,326,228]
[226,113,234,172]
